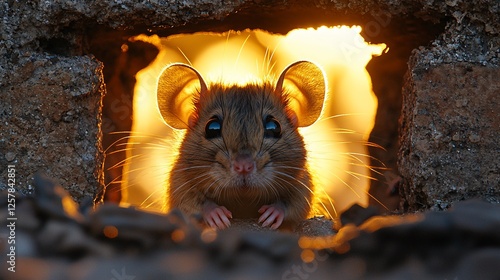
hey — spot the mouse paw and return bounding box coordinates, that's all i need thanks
[258,203,285,230]
[202,202,232,230]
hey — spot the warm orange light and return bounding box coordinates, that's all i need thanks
[56,186,84,221]
[103,225,119,239]
[300,249,316,263]
[200,228,217,243]
[122,27,386,217]
[171,229,186,243]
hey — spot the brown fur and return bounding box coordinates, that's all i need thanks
[168,82,313,224]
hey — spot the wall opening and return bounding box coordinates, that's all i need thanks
[110,26,386,218]
[91,9,446,216]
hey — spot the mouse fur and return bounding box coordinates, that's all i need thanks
[157,61,326,229]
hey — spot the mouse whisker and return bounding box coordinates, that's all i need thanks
[264,177,281,202]
[273,165,308,172]
[139,187,165,208]
[119,165,167,179]
[171,165,213,173]
[313,113,367,123]
[344,152,387,168]
[107,152,175,169]
[233,187,246,206]
[106,131,178,144]
[343,170,377,181]
[272,175,305,198]
[106,154,145,171]
[183,136,230,160]
[273,175,315,210]
[174,175,213,207]
[272,171,315,195]
[209,178,230,203]
[312,187,337,218]
[171,173,212,196]
[105,165,162,191]
[273,174,335,218]
[105,142,175,160]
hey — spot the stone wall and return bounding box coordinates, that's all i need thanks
[0,53,104,203]
[0,0,498,210]
[399,20,500,211]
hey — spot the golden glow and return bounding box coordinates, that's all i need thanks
[300,249,316,263]
[200,228,218,243]
[171,229,186,243]
[359,214,424,232]
[122,27,386,217]
[56,186,84,221]
[103,225,119,239]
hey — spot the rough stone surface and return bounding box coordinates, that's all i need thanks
[399,19,500,211]
[1,175,500,279]
[0,54,104,203]
[399,62,500,210]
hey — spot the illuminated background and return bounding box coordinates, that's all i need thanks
[120,26,386,217]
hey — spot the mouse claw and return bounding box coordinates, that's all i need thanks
[203,203,232,230]
[258,204,285,230]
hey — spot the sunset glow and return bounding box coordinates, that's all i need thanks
[122,27,386,216]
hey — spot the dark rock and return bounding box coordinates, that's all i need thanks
[88,204,191,249]
[296,216,337,236]
[0,54,104,203]
[340,203,380,226]
[399,59,500,211]
[37,220,114,258]
[1,174,500,279]
[33,173,85,222]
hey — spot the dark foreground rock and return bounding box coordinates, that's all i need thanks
[1,174,499,279]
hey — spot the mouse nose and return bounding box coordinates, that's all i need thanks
[233,154,255,174]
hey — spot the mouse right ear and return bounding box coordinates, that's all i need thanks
[275,61,326,127]
[157,63,207,129]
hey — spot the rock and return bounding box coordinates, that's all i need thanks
[455,248,500,279]
[88,204,198,250]
[0,54,105,203]
[2,177,500,279]
[33,173,85,222]
[37,220,114,258]
[399,60,500,211]
[340,203,380,226]
[296,216,337,236]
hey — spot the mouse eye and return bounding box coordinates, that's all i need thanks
[264,115,281,139]
[205,116,222,139]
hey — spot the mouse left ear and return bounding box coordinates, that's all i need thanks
[157,63,207,129]
[275,61,326,127]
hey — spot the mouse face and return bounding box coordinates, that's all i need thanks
[157,61,326,229]
[175,83,309,206]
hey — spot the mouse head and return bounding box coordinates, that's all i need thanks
[157,61,326,130]
[157,61,326,192]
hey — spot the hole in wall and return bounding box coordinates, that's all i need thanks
[90,8,445,215]
[123,27,385,217]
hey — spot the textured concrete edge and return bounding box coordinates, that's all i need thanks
[0,53,106,203]
[93,57,106,205]
[399,25,500,211]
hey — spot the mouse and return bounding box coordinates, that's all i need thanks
[156,61,326,230]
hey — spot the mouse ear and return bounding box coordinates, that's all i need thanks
[157,63,207,129]
[275,61,326,127]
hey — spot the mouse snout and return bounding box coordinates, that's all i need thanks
[232,154,255,175]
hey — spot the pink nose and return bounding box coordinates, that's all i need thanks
[233,154,255,174]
